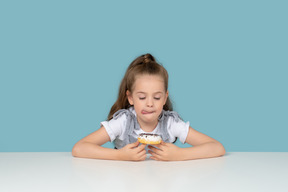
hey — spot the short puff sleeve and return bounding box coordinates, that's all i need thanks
[167,117,190,144]
[100,114,127,142]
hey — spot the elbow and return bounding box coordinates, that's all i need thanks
[216,142,226,157]
[72,143,82,157]
[209,141,225,157]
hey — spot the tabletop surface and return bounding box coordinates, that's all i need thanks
[0,152,287,192]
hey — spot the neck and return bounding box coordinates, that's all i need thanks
[137,118,158,133]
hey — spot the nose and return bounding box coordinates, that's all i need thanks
[146,97,153,107]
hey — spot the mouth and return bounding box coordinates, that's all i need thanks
[141,110,155,115]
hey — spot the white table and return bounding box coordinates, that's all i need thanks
[0,152,287,192]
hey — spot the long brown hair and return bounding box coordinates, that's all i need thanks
[107,53,173,120]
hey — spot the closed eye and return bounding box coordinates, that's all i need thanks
[139,97,161,100]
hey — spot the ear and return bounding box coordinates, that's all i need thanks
[164,90,169,105]
[126,90,134,105]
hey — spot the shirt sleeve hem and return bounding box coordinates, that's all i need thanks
[101,121,115,142]
[179,121,190,144]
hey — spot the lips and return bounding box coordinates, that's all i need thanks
[141,110,155,114]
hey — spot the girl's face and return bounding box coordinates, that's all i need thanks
[127,74,168,127]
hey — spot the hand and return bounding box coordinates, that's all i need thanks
[148,141,183,161]
[118,141,147,161]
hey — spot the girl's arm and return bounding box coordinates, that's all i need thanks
[148,127,225,161]
[180,127,226,160]
[72,126,146,161]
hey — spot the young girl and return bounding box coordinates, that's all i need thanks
[72,54,225,161]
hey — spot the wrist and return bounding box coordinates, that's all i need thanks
[115,149,124,160]
[115,148,130,161]
[176,147,187,161]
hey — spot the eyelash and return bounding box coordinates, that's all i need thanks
[139,97,160,100]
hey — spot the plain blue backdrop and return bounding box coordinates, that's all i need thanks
[0,0,287,152]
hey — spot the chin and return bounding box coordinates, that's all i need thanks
[144,114,161,122]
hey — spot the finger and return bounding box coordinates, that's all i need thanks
[140,154,147,161]
[138,149,147,157]
[148,149,162,157]
[148,149,156,156]
[156,143,165,150]
[139,150,147,158]
[135,143,146,153]
[148,145,163,153]
[160,140,167,146]
[149,150,162,161]
[129,141,140,148]
[139,143,147,150]
[150,142,166,150]
[150,156,160,161]
[134,150,146,161]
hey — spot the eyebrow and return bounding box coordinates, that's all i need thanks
[136,91,164,94]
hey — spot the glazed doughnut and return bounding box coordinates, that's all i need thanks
[138,133,162,144]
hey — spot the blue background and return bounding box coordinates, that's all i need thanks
[0,0,287,152]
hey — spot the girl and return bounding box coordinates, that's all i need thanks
[72,54,225,161]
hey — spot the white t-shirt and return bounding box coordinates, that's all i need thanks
[101,107,190,149]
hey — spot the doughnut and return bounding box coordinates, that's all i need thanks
[138,133,162,144]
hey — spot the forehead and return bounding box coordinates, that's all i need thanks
[132,74,165,93]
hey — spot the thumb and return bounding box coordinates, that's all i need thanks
[129,141,140,148]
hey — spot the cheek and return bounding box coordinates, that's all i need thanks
[161,98,167,105]
[133,100,143,107]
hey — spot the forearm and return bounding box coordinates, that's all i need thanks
[72,142,120,160]
[180,141,225,160]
